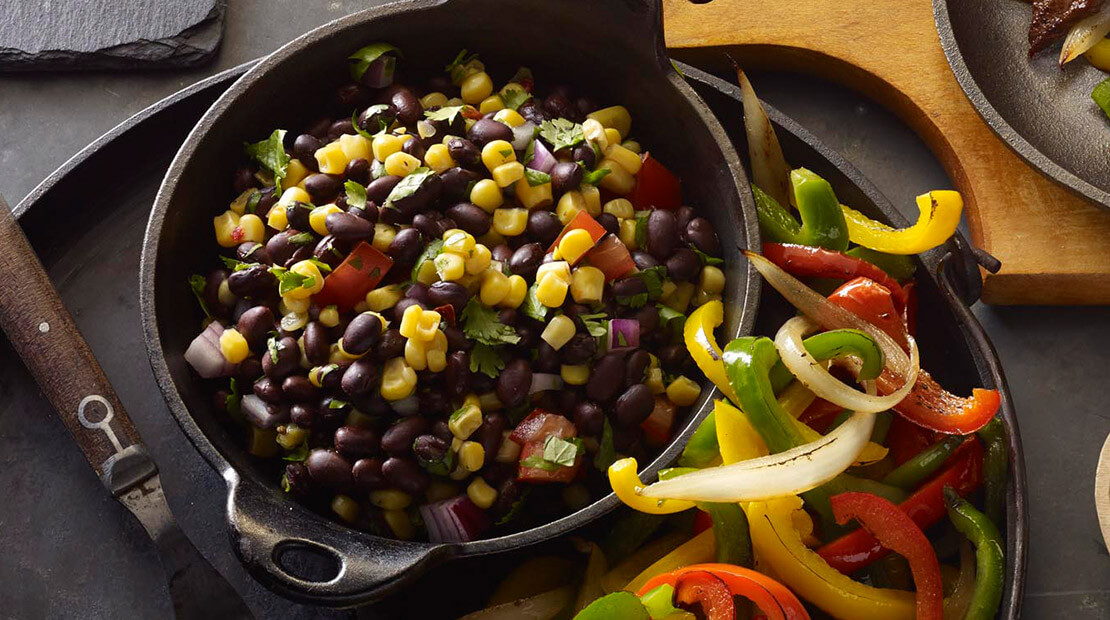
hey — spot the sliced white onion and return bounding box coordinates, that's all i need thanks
[280,311,308,332]
[638,406,876,502]
[737,67,791,208]
[459,585,575,620]
[390,394,419,416]
[529,373,563,395]
[511,121,536,151]
[774,316,918,414]
[241,395,289,429]
[184,322,236,378]
[1060,5,1110,65]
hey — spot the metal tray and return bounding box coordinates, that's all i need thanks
[1,60,1026,618]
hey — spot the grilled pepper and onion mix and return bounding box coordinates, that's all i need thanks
[185,45,727,542]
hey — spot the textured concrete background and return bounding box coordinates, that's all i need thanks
[1,0,1108,618]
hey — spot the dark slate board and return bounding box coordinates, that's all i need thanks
[0,0,224,71]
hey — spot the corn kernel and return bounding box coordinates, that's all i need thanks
[493,108,526,128]
[218,280,236,307]
[514,176,554,210]
[582,118,609,151]
[558,229,595,265]
[415,259,439,285]
[219,328,250,363]
[618,217,639,250]
[423,143,455,173]
[605,143,643,175]
[587,105,632,139]
[479,94,505,114]
[667,376,702,407]
[700,265,725,295]
[536,274,569,308]
[365,284,404,312]
[458,441,486,472]
[496,431,522,462]
[465,243,492,275]
[449,404,483,439]
[603,198,635,220]
[541,314,576,350]
[277,423,309,450]
[470,178,503,212]
[598,159,636,194]
[318,305,340,328]
[478,269,509,306]
[370,489,412,510]
[372,223,396,252]
[426,348,447,373]
[383,509,415,540]
[371,133,405,162]
[248,427,280,457]
[556,191,585,224]
[338,133,372,164]
[431,329,448,353]
[478,231,506,248]
[380,357,417,401]
[646,367,666,394]
[660,280,678,301]
[463,393,481,410]
[420,91,449,108]
[536,260,571,285]
[443,228,477,255]
[621,140,642,154]
[570,266,605,304]
[404,337,428,370]
[492,161,525,188]
[330,494,360,524]
[461,71,494,104]
[492,207,528,236]
[434,252,466,281]
[665,281,696,313]
[467,477,498,509]
[309,204,342,236]
[694,289,721,308]
[603,127,622,148]
[561,364,589,386]
[213,210,241,247]
[399,304,431,340]
[284,260,325,299]
[229,188,256,215]
[481,139,516,171]
[285,158,311,188]
[583,183,603,214]
[500,274,527,309]
[384,151,421,177]
[278,186,311,207]
[315,142,348,174]
[282,295,310,315]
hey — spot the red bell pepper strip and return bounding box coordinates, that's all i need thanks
[638,564,811,620]
[586,234,636,281]
[673,571,735,620]
[627,152,682,210]
[547,210,607,257]
[829,493,944,620]
[692,509,714,535]
[313,241,393,311]
[817,437,983,574]
[798,397,844,434]
[902,280,918,337]
[763,243,907,312]
[827,277,909,348]
[639,396,676,447]
[887,415,937,466]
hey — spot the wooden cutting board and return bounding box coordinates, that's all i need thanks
[663,0,1110,305]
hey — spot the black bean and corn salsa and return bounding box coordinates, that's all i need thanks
[185,44,726,542]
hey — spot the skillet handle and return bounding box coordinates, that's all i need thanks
[227,477,449,607]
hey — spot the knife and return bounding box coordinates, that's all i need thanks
[0,195,254,619]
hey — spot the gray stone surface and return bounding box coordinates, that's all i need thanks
[1,1,1109,618]
[0,0,224,71]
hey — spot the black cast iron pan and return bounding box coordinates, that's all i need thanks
[935,0,1110,209]
[142,0,759,607]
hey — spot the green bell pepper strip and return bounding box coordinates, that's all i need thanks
[658,467,754,568]
[944,488,1005,620]
[752,168,850,251]
[881,435,967,490]
[845,246,917,282]
[573,591,650,620]
[600,511,670,566]
[638,584,682,620]
[871,411,893,444]
[977,417,1008,526]
[678,411,720,469]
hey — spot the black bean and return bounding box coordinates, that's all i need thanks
[335,425,381,460]
[419,390,450,416]
[519,101,545,125]
[404,282,431,305]
[305,116,332,139]
[290,402,316,428]
[674,206,695,235]
[282,375,317,403]
[339,357,379,399]
[341,313,383,356]
[612,276,648,298]
[444,325,471,351]
[327,119,357,141]
[236,306,274,350]
[379,204,405,226]
[385,227,422,266]
[497,308,518,326]
[382,457,430,495]
[535,342,560,373]
[615,384,655,426]
[302,321,330,366]
[445,203,491,236]
[390,88,423,124]
[473,415,505,461]
[227,264,275,299]
[613,426,643,453]
[440,167,481,202]
[509,243,544,278]
[555,389,581,413]
[285,245,313,269]
[402,135,426,160]
[237,356,264,382]
[237,241,271,265]
[304,173,342,204]
[413,434,451,473]
[646,210,679,261]
[572,144,596,169]
[573,401,605,436]
[685,217,721,255]
[284,462,314,498]
[233,166,258,193]
[352,457,387,493]
[666,248,700,282]
[633,305,660,334]
[491,243,514,264]
[412,213,442,240]
[514,323,540,349]
[391,173,442,216]
[253,377,283,404]
[496,358,532,408]
[304,449,353,491]
[657,343,687,374]
[366,175,402,204]
[381,417,428,456]
[596,213,620,236]
[293,134,323,168]
[447,138,481,168]
[542,93,571,119]
[358,103,397,133]
[468,118,513,146]
[586,352,627,403]
[427,281,469,314]
[374,328,406,361]
[325,211,372,241]
[445,351,471,397]
[264,230,299,267]
[560,333,597,365]
[575,96,598,117]
[312,235,348,270]
[261,336,299,379]
[345,158,372,185]
[550,162,583,195]
[625,350,652,387]
[526,211,562,246]
[632,251,660,271]
[335,84,367,108]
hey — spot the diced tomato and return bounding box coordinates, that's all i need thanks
[586,234,635,281]
[461,107,484,120]
[640,396,677,447]
[547,210,607,258]
[517,440,582,483]
[313,242,393,311]
[434,304,455,326]
[627,153,682,210]
[508,410,576,445]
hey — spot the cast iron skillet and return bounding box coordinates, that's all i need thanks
[935,0,1110,209]
[141,0,759,607]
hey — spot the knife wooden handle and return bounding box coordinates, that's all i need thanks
[0,196,145,480]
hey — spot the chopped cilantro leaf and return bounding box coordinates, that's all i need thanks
[618,293,649,308]
[582,167,611,185]
[266,337,281,364]
[345,180,368,210]
[524,168,551,187]
[287,231,316,245]
[411,239,444,281]
[594,418,616,471]
[220,256,251,271]
[425,105,465,124]
[283,442,309,462]
[498,148,513,158]
[500,87,531,111]
[446,49,480,85]
[328,399,349,409]
[617,266,666,308]
[657,304,687,333]
[521,281,548,321]
[633,210,651,250]
[383,167,434,210]
[272,269,310,296]
[355,105,392,138]
[522,139,536,165]
[520,454,560,471]
[495,488,530,526]
[225,377,243,424]
[692,246,724,266]
[543,436,582,467]
[245,190,262,214]
[244,129,290,192]
[461,298,520,346]
[348,42,400,81]
[469,343,506,378]
[350,255,363,270]
[578,312,609,338]
[538,118,585,152]
[188,274,212,318]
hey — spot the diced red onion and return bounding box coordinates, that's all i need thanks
[511,121,536,151]
[529,373,564,395]
[241,395,289,430]
[526,138,556,173]
[361,55,396,88]
[184,322,236,379]
[421,495,489,543]
[390,394,419,417]
[607,319,640,351]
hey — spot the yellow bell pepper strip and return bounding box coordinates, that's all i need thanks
[610,458,696,515]
[748,496,917,620]
[625,529,717,593]
[840,190,963,255]
[716,398,769,464]
[684,301,737,402]
[679,410,722,468]
[1084,37,1110,71]
[602,529,691,594]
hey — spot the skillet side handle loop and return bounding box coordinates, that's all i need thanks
[227,477,445,607]
[940,232,1001,306]
[609,0,668,68]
